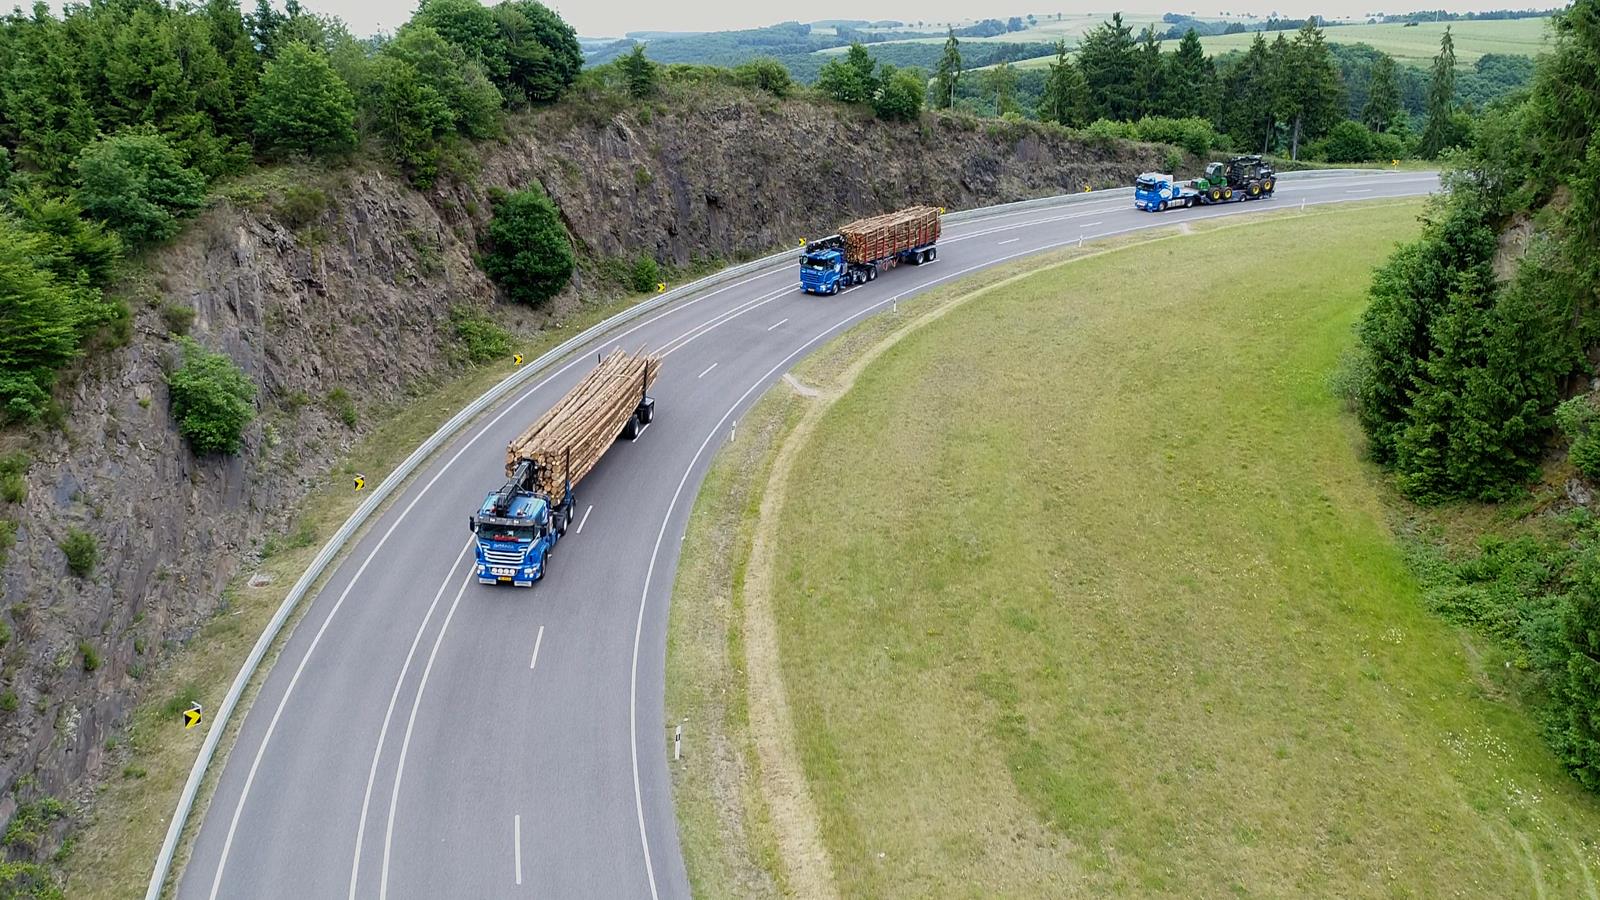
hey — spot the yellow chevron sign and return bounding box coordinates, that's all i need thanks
[183,702,202,729]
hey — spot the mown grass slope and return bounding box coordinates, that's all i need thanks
[763,202,1600,897]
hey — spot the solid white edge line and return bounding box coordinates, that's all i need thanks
[576,505,593,534]
[378,570,474,899]
[530,625,545,671]
[347,539,474,899]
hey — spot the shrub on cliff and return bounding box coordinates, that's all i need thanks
[250,42,359,158]
[733,58,793,97]
[168,338,256,455]
[481,188,573,306]
[73,129,205,247]
[874,66,926,121]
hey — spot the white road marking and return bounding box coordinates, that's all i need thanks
[657,284,792,357]
[1346,188,1373,194]
[576,504,593,534]
[379,571,473,899]
[767,317,788,331]
[997,238,1020,245]
[631,422,651,441]
[529,626,544,670]
[514,815,523,885]
[1080,221,1102,227]
[698,362,717,379]
[347,540,474,899]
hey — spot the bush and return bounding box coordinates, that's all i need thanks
[1557,395,1600,480]
[873,67,926,122]
[250,42,359,158]
[449,305,514,363]
[160,302,196,336]
[168,337,257,455]
[1,797,65,853]
[0,860,63,900]
[73,129,206,247]
[629,256,660,293]
[1162,147,1184,174]
[60,529,97,578]
[494,0,583,103]
[79,640,99,672]
[0,691,16,713]
[1129,116,1223,157]
[733,57,793,97]
[1369,129,1411,162]
[1314,120,1377,163]
[325,387,358,428]
[0,452,28,504]
[0,519,15,568]
[0,221,92,422]
[481,187,574,306]
[620,45,657,99]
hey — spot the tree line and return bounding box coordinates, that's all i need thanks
[0,0,583,432]
[929,14,1523,164]
[1344,0,1600,791]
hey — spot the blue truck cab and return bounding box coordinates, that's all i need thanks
[1133,172,1192,212]
[799,246,848,294]
[469,459,572,587]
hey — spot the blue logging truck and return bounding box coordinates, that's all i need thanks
[800,206,942,294]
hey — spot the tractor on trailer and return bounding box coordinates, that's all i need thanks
[468,350,659,587]
[1133,155,1277,211]
[800,206,941,294]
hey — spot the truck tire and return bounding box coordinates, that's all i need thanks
[1264,178,1275,194]
[1158,200,1168,211]
[929,247,937,261]
[1223,188,1234,200]
[1209,187,1221,202]
[866,266,876,281]
[1249,182,1261,197]
[536,552,547,581]
[622,414,640,440]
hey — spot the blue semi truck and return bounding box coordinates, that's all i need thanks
[800,206,942,294]
[1134,156,1277,211]
[468,351,657,587]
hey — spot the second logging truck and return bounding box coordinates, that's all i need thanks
[800,206,942,294]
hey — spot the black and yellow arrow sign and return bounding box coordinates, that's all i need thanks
[656,282,666,294]
[353,473,366,491]
[183,702,202,729]
[513,353,524,366]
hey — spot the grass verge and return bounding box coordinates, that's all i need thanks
[669,200,1600,898]
[61,289,654,899]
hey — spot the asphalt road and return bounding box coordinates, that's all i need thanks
[177,170,1437,900]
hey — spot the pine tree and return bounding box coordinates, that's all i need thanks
[1037,40,1090,127]
[1419,27,1459,157]
[1220,33,1276,153]
[1133,26,1164,117]
[1162,28,1215,115]
[1077,12,1138,121]
[933,29,961,109]
[620,44,657,100]
[1281,21,1343,160]
[1362,53,1403,133]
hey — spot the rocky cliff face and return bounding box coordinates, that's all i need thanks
[0,90,1161,845]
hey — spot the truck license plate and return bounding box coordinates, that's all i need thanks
[491,566,516,577]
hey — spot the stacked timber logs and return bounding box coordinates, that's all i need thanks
[505,348,660,499]
[839,206,941,264]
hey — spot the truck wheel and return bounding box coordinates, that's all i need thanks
[536,553,547,581]
[929,247,937,261]
[1209,188,1221,202]
[1249,183,1261,197]
[866,266,876,281]
[622,414,640,440]
[1158,200,1168,212]
[1224,188,1234,200]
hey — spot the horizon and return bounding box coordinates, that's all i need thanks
[233,0,1563,42]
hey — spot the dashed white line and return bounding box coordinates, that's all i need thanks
[529,625,544,670]
[513,814,523,885]
[698,362,717,378]
[997,238,1020,245]
[1080,221,1102,227]
[575,504,593,534]
[1346,188,1373,194]
[767,317,788,331]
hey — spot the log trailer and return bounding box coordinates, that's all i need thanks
[468,350,659,587]
[1133,155,1277,211]
[800,206,941,295]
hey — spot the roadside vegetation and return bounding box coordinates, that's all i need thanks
[669,202,1600,896]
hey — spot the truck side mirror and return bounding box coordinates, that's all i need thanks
[468,516,478,533]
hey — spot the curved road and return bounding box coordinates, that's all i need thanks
[177,170,1436,899]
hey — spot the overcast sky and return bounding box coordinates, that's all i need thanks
[307,1,1547,40]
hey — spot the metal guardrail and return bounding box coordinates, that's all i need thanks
[143,167,1386,898]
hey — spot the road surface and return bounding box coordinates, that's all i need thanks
[177,170,1437,899]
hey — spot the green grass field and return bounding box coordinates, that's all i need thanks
[701,202,1600,896]
[1005,16,1554,70]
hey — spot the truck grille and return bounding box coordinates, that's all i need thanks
[481,547,526,565]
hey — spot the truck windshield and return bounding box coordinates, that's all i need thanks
[488,527,535,542]
[802,255,833,269]
[1135,178,1159,191]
